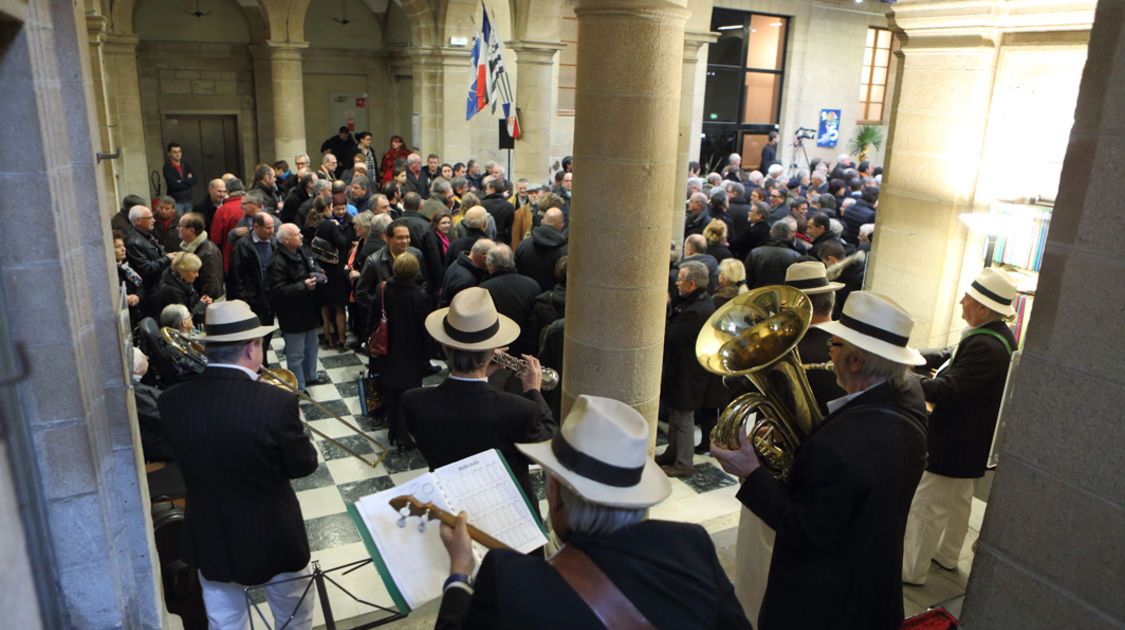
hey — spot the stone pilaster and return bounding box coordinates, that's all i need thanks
[957,0,1123,626]
[101,32,148,202]
[510,40,564,184]
[670,29,717,249]
[266,41,309,164]
[564,0,689,443]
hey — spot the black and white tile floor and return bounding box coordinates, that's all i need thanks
[255,337,746,629]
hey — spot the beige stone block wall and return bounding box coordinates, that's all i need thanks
[138,42,260,180]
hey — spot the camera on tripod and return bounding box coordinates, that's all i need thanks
[795,127,816,141]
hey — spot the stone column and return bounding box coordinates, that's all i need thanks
[510,41,564,184]
[266,41,309,164]
[85,14,119,206]
[101,32,148,202]
[564,0,689,441]
[957,1,1123,625]
[670,30,717,249]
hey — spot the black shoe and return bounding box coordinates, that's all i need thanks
[654,450,674,467]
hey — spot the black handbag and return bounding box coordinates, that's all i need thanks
[311,236,339,264]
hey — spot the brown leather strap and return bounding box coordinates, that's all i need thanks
[549,545,656,630]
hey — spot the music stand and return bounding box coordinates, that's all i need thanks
[245,559,406,630]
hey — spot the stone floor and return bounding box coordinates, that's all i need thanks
[170,338,982,629]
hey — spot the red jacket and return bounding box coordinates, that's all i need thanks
[211,193,243,272]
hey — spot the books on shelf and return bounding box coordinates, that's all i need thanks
[988,201,1052,271]
[347,449,548,613]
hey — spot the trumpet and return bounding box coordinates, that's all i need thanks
[490,350,559,391]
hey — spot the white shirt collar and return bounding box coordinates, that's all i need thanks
[207,363,260,381]
[448,374,488,382]
[826,380,885,414]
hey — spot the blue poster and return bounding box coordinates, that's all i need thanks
[817,109,841,147]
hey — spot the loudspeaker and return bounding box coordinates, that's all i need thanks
[499,119,515,150]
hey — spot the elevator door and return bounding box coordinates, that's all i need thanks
[161,114,242,206]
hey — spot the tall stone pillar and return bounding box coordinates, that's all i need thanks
[85,14,120,206]
[267,41,309,163]
[670,29,716,249]
[960,1,1123,625]
[564,0,689,440]
[101,33,148,202]
[511,41,564,184]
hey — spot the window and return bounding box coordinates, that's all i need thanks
[557,15,578,115]
[700,9,789,171]
[859,27,892,123]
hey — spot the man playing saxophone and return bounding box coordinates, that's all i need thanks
[402,287,557,515]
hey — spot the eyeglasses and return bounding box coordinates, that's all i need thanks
[826,340,844,352]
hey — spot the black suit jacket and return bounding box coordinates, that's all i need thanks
[402,378,555,507]
[435,520,753,630]
[158,367,318,585]
[921,320,1015,478]
[739,379,928,630]
[479,269,543,357]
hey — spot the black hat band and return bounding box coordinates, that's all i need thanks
[443,316,500,344]
[550,434,644,488]
[839,313,909,347]
[786,277,829,289]
[206,316,262,336]
[971,280,1012,306]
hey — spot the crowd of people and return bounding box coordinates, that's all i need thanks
[114,132,1020,630]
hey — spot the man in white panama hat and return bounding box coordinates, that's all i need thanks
[403,287,556,509]
[902,267,1018,585]
[712,291,928,630]
[434,394,752,629]
[158,300,318,630]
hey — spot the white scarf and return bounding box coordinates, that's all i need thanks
[180,230,209,253]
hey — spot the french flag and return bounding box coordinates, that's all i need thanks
[466,35,487,120]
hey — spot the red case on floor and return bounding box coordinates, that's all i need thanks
[901,607,959,630]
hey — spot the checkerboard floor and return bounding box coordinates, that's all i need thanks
[258,337,743,629]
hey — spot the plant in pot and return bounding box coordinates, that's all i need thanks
[848,124,884,161]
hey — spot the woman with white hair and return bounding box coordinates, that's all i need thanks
[152,251,211,321]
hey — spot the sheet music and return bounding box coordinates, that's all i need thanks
[352,449,547,611]
[355,473,451,610]
[435,449,546,554]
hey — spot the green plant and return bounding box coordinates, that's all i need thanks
[848,124,884,161]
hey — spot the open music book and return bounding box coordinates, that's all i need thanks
[347,449,548,613]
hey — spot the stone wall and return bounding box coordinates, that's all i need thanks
[138,42,259,184]
[958,2,1124,627]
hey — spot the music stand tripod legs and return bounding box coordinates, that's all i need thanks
[245,559,406,630]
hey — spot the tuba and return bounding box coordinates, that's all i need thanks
[695,285,825,481]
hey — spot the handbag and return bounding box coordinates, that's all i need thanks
[357,372,383,416]
[368,281,389,356]
[311,235,339,264]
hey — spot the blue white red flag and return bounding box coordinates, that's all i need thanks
[466,34,487,120]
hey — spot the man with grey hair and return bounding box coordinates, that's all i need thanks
[177,212,224,300]
[705,172,722,192]
[436,394,750,628]
[723,152,744,182]
[686,176,704,199]
[422,177,454,219]
[226,190,265,252]
[348,174,376,213]
[671,233,719,293]
[479,244,542,357]
[656,259,715,477]
[446,205,490,266]
[746,169,765,190]
[745,219,801,289]
[125,205,176,301]
[228,212,278,353]
[712,291,927,630]
[684,191,710,237]
[267,222,324,392]
[404,152,429,197]
[317,153,338,181]
[440,238,495,307]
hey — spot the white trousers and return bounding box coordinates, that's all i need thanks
[734,506,775,625]
[199,565,315,630]
[902,471,975,584]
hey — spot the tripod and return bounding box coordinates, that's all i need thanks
[245,559,406,630]
[788,135,811,177]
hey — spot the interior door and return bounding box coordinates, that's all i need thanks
[161,114,242,206]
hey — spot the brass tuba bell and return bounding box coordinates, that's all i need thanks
[695,285,824,481]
